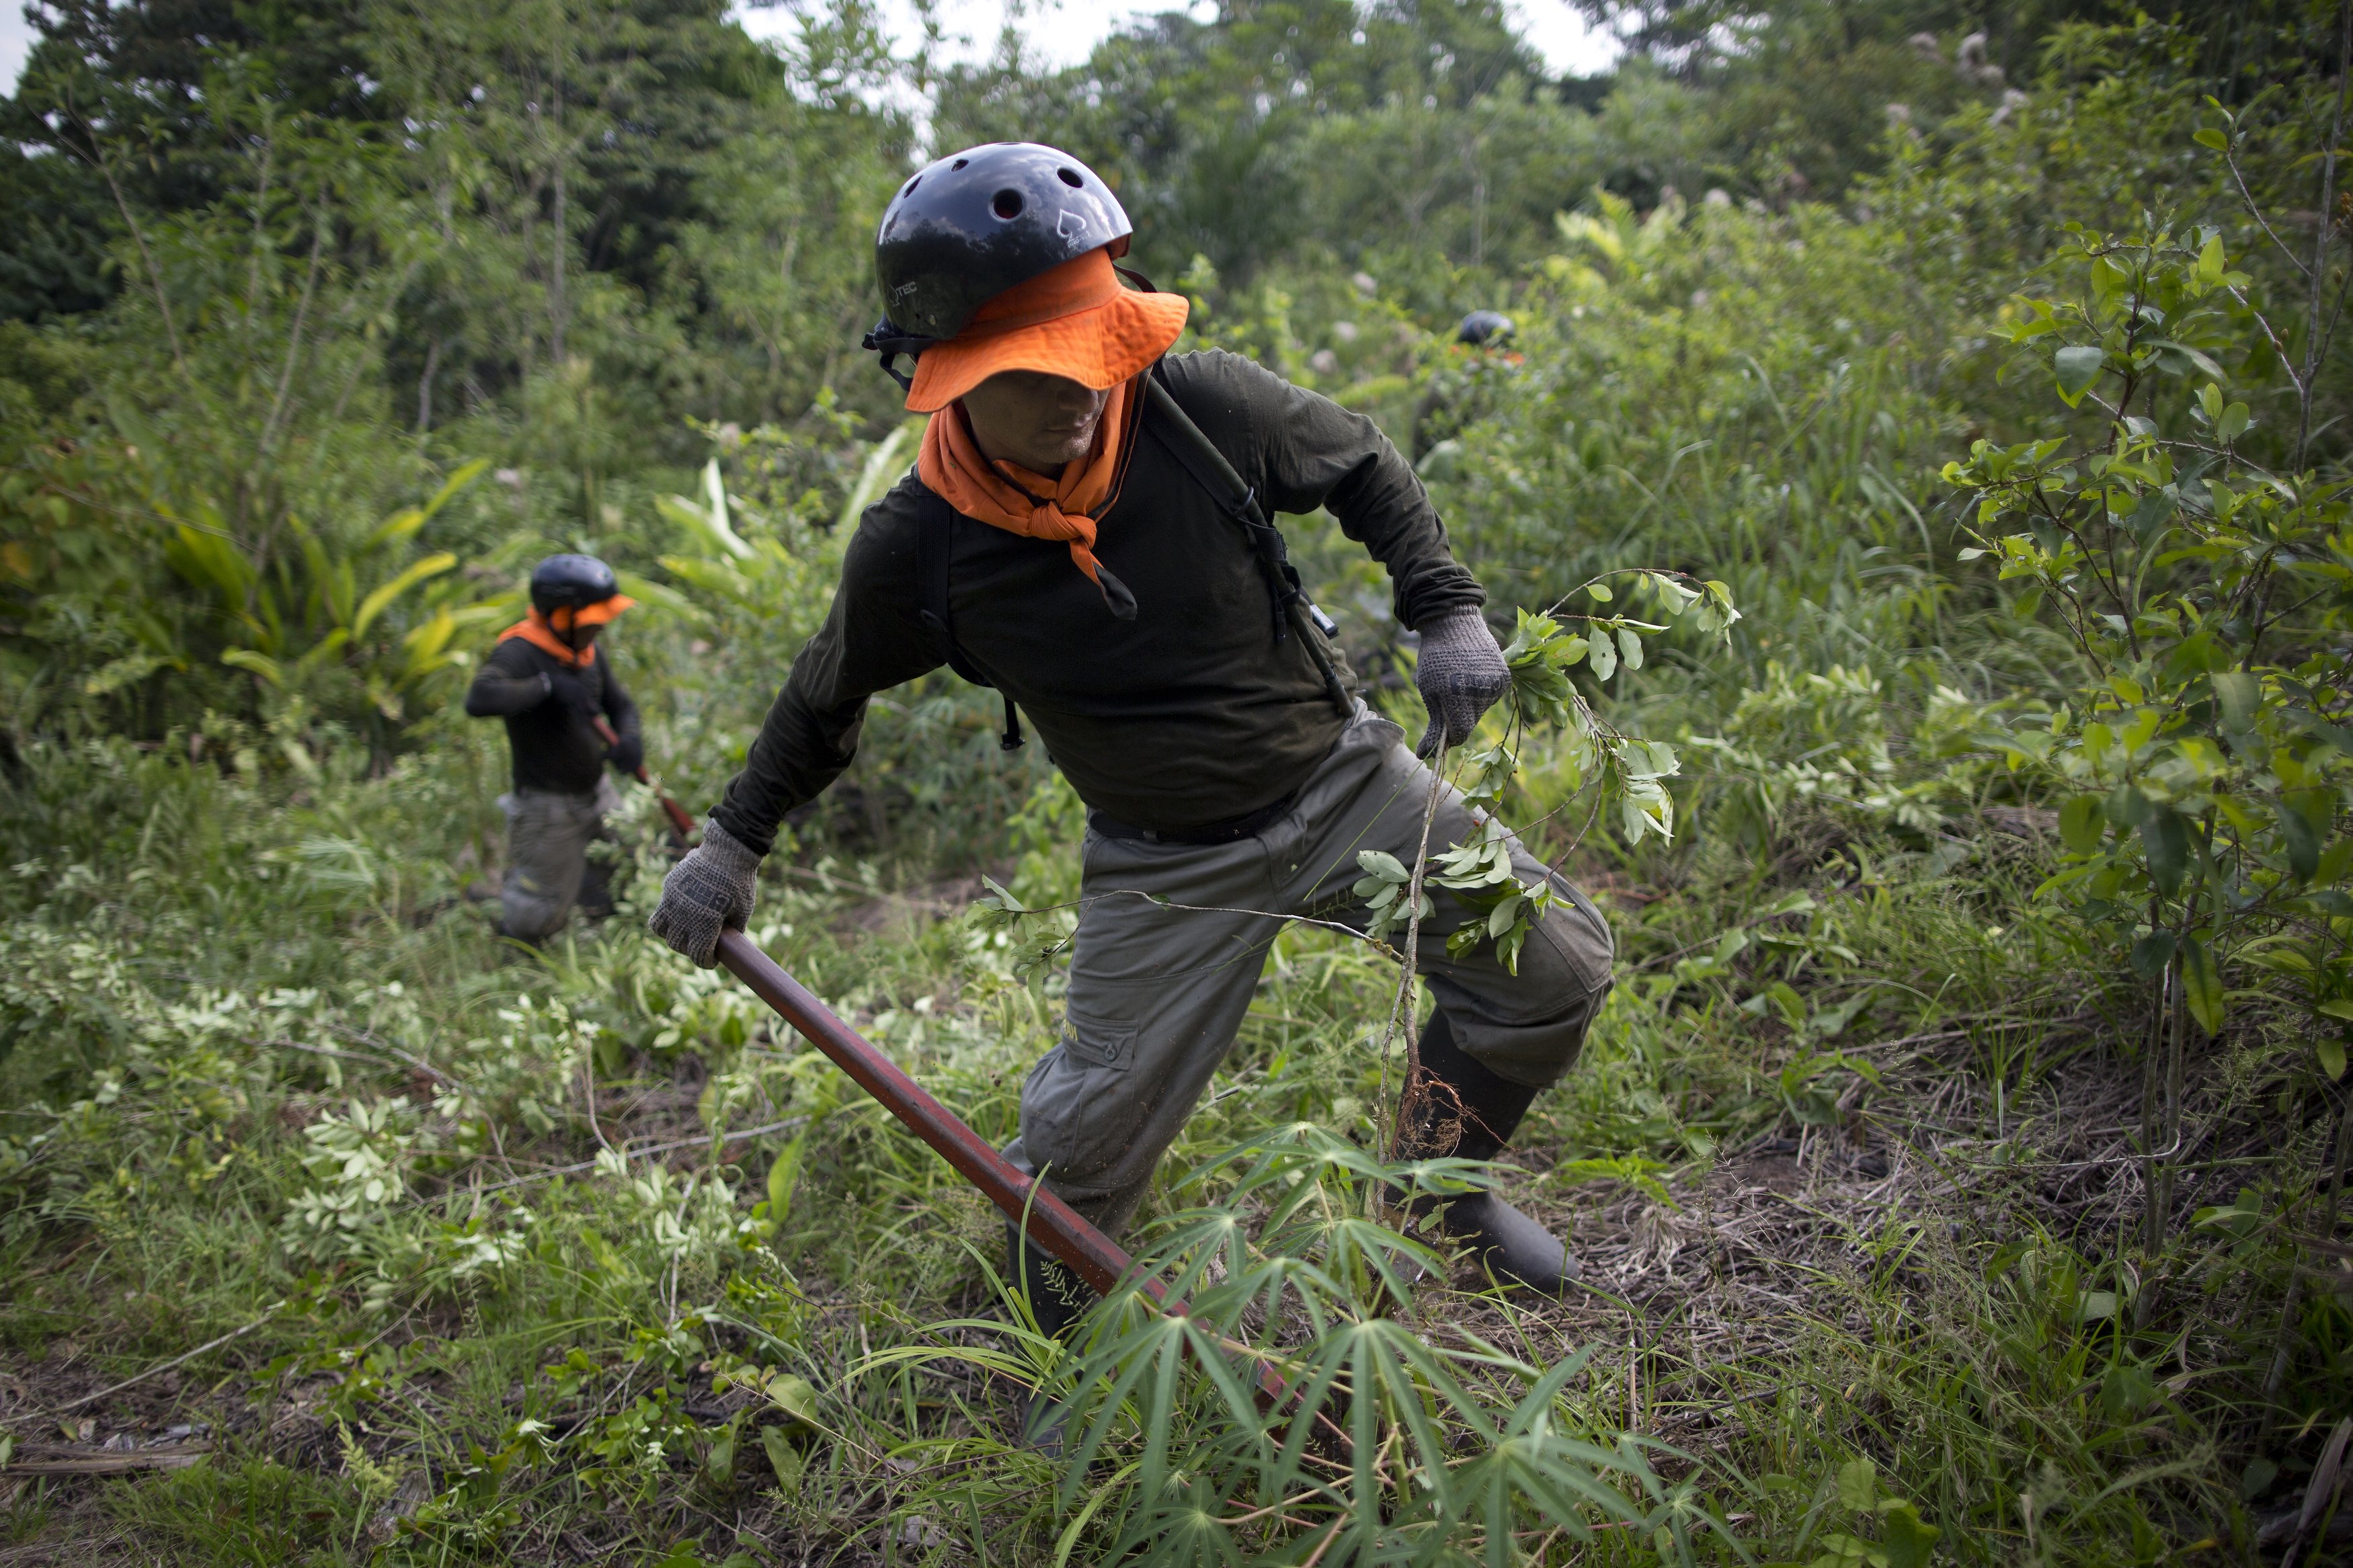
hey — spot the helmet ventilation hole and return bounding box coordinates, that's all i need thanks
[1056,167,1083,188]
[992,189,1024,218]
[951,158,969,170]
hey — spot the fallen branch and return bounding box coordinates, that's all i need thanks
[5,1442,213,1475]
[48,1305,285,1415]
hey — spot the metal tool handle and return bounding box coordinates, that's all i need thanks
[709,930,1341,1446]
[714,929,1133,1293]
[592,716,697,837]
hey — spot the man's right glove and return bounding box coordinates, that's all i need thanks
[649,821,760,968]
[604,729,645,776]
[1413,608,1511,757]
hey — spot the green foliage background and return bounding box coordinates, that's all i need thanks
[1,0,2351,1561]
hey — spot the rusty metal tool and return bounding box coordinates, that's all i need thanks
[711,928,1340,1447]
[592,716,696,837]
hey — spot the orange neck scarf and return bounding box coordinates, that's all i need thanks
[917,378,1142,619]
[498,609,597,667]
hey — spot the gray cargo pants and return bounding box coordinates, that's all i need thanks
[498,776,623,940]
[1004,707,1614,1237]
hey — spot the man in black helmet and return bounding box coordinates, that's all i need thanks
[649,144,1611,1319]
[464,554,645,942]
[1412,310,1523,462]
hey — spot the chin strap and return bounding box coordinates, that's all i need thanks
[862,317,939,393]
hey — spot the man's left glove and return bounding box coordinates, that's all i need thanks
[1414,609,1510,757]
[649,821,760,968]
[545,667,602,724]
[606,730,645,776]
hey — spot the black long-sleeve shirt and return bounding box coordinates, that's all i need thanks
[464,637,641,795]
[711,349,1482,852]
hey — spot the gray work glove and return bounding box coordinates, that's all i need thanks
[1413,609,1510,757]
[649,820,760,968]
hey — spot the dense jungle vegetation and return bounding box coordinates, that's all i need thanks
[3,0,2352,1560]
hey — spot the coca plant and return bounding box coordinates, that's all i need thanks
[1942,201,2352,1270]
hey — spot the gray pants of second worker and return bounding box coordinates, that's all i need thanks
[1004,707,1616,1238]
[499,776,623,941]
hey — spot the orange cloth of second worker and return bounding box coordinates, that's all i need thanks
[497,599,633,667]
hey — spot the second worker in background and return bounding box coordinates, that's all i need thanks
[465,554,645,943]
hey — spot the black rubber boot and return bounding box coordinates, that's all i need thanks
[1392,1013,1580,1295]
[1009,1219,1095,1340]
[1007,1221,1096,1455]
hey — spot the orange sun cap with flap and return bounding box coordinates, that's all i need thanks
[904,247,1189,414]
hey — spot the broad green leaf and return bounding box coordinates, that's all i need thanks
[352,552,457,637]
[1836,1456,1878,1510]
[2180,933,2224,1036]
[2193,126,2229,151]
[2279,798,2322,882]
[1618,626,1643,670]
[2107,785,2152,828]
[764,1372,821,1426]
[418,457,491,522]
[1589,628,1618,680]
[977,874,1028,913]
[84,653,171,696]
[704,1420,735,1483]
[366,506,426,551]
[2211,671,2260,732]
[838,425,914,534]
[2140,807,2189,896]
[2128,488,2178,540]
[1585,581,1613,602]
[1879,1501,1942,1568]
[221,648,286,688]
[2054,345,2105,407]
[758,1424,803,1489]
[1647,571,1699,611]
[2130,930,2175,981]
[766,1134,806,1233]
[2059,794,2104,854]
[2319,1038,2347,1081]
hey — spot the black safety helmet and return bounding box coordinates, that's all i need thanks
[863,142,1133,380]
[1458,310,1517,347]
[529,554,621,616]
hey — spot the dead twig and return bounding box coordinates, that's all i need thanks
[46,1304,286,1416]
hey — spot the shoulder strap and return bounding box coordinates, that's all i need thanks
[915,497,1025,751]
[1144,364,1351,713]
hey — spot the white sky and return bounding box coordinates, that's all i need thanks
[731,1,1621,78]
[1,1,1618,99]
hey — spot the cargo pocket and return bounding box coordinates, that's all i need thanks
[1020,1019,1156,1191]
[1061,1007,1138,1072]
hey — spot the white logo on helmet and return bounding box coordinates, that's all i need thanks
[1056,209,1086,239]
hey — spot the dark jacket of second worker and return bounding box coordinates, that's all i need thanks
[464,638,643,795]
